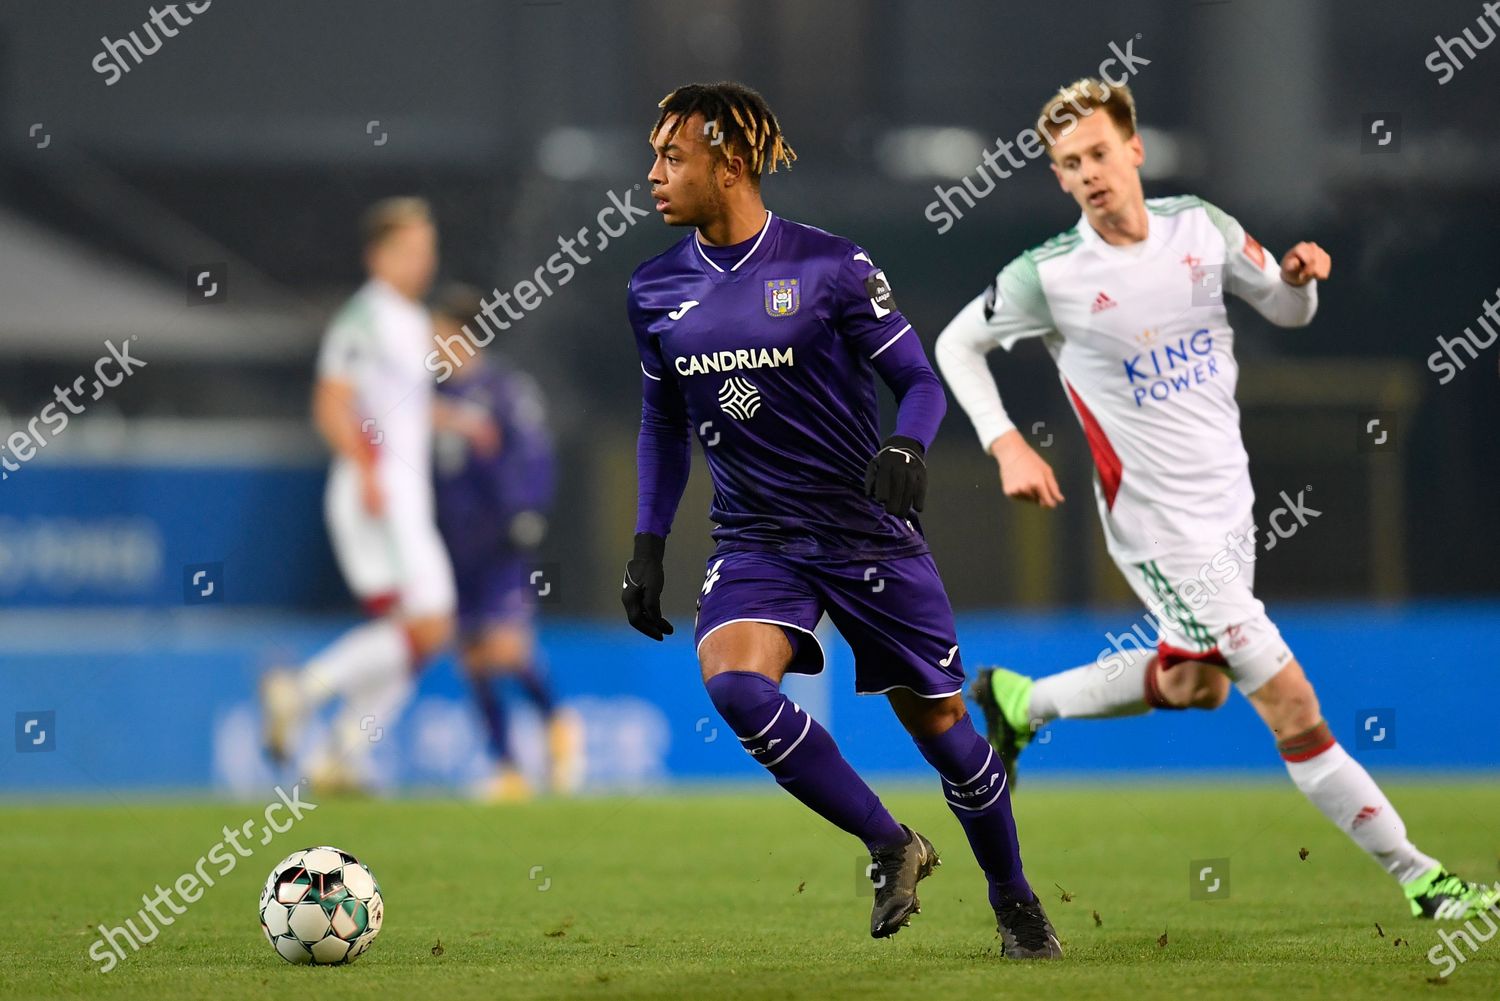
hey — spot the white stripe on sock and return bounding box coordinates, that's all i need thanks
[763,713,813,768]
[742,702,787,743]
[946,770,1008,812]
[947,745,995,788]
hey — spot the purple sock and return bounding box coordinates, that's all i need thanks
[916,713,1032,910]
[513,657,556,717]
[706,671,907,851]
[469,676,512,763]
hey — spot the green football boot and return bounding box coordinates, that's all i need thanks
[1404,866,1500,920]
[969,667,1038,787]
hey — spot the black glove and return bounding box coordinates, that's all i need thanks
[864,435,927,516]
[621,532,673,640]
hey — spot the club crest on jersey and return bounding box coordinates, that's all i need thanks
[764,278,800,317]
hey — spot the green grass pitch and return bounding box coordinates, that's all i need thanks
[2,781,1497,999]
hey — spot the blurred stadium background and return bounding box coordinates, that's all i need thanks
[1,0,1497,798]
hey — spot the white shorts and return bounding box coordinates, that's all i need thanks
[1115,524,1293,695]
[324,460,456,618]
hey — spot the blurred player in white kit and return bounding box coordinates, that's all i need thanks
[261,197,455,791]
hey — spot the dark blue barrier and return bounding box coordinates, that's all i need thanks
[1,602,1494,795]
[0,464,341,607]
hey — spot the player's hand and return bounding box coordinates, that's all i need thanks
[1280,242,1330,286]
[433,399,502,457]
[864,435,927,516]
[991,429,1064,508]
[460,413,502,458]
[359,467,385,516]
[622,532,673,641]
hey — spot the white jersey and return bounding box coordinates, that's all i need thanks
[935,195,1318,564]
[316,278,436,488]
[316,279,454,616]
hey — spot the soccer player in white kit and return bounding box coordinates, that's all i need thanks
[261,197,456,790]
[935,78,1497,921]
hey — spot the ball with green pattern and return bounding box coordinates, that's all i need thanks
[259,846,383,965]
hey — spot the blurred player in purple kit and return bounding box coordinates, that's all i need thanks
[429,285,582,801]
[619,81,1060,957]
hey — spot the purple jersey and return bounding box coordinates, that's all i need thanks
[628,212,945,560]
[433,359,555,570]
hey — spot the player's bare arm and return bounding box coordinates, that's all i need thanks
[312,375,383,514]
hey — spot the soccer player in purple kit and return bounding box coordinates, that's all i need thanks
[429,285,582,801]
[620,81,1061,958]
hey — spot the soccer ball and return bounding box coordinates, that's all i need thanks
[259,846,383,965]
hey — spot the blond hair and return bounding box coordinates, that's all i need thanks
[361,196,432,250]
[1036,77,1138,149]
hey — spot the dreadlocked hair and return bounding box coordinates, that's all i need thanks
[651,81,797,182]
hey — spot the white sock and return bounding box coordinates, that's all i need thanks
[1284,741,1439,885]
[300,619,410,710]
[322,672,416,777]
[1029,647,1154,723]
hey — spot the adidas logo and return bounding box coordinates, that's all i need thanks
[1352,805,1383,829]
[1091,291,1117,313]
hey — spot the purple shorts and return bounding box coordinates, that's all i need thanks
[453,555,534,636]
[692,548,966,697]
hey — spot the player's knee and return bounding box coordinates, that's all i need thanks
[703,669,781,731]
[699,650,760,685]
[1191,669,1232,710]
[1153,660,1229,711]
[1152,659,1201,708]
[889,690,966,739]
[698,622,793,684]
[481,627,530,670]
[406,614,453,661]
